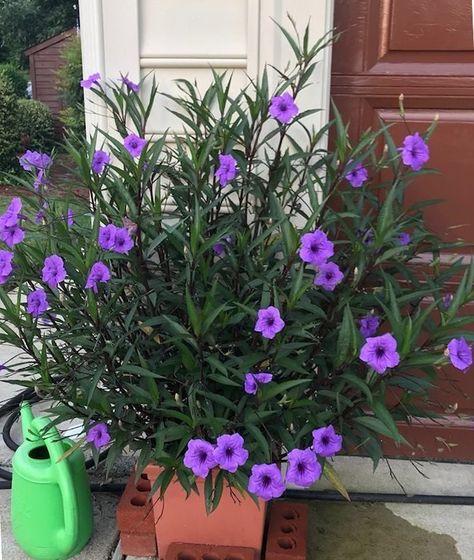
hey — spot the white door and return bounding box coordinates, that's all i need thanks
[78,0,334,139]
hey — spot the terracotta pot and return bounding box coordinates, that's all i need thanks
[145,465,267,560]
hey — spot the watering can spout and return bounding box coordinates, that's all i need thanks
[19,401,37,442]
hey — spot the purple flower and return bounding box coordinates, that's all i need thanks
[80,72,101,89]
[86,422,111,448]
[299,230,334,266]
[359,314,380,338]
[314,262,344,292]
[359,228,374,246]
[213,433,249,473]
[0,250,13,284]
[91,150,110,174]
[0,197,22,227]
[183,439,218,478]
[27,288,49,317]
[286,448,322,488]
[112,227,134,254]
[98,224,117,251]
[0,364,6,372]
[248,463,285,501]
[85,261,111,293]
[345,162,368,188]
[42,255,67,289]
[215,154,238,186]
[397,232,411,246]
[213,243,225,256]
[442,293,453,310]
[123,133,146,158]
[312,425,343,458]
[19,151,52,171]
[400,132,429,171]
[66,208,74,227]
[254,306,285,340]
[0,224,24,248]
[33,169,48,191]
[120,74,140,92]
[35,210,45,224]
[244,372,273,395]
[447,338,473,372]
[360,333,400,374]
[269,92,299,124]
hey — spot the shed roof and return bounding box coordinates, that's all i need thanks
[24,28,77,57]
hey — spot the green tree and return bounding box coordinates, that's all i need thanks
[0,76,20,171]
[0,0,77,66]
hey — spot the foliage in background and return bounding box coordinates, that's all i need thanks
[0,76,20,171]
[0,62,28,97]
[57,35,85,138]
[17,98,55,152]
[0,0,77,66]
[1,24,474,508]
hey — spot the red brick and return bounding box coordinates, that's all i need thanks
[116,469,157,557]
[265,502,309,560]
[166,541,258,560]
[120,531,158,557]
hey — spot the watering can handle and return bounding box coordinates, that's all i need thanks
[30,417,79,556]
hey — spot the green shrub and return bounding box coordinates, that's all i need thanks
[57,35,85,137]
[17,98,55,152]
[0,76,20,172]
[0,63,28,98]
[1,24,474,507]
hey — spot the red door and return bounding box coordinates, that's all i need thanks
[332,0,474,461]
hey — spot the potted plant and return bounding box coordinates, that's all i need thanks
[1,22,473,556]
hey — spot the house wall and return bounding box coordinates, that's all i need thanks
[78,0,335,140]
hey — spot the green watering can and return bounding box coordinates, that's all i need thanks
[11,402,93,559]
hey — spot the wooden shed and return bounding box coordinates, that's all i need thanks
[25,28,77,128]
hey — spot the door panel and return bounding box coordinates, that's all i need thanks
[332,0,474,461]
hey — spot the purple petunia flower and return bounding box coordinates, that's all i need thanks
[286,448,322,488]
[33,169,48,191]
[19,151,52,172]
[80,72,101,89]
[123,133,146,158]
[299,230,334,266]
[248,463,286,501]
[215,154,238,186]
[359,333,400,374]
[98,224,117,251]
[442,293,453,310]
[312,425,343,458]
[183,439,218,478]
[345,162,368,188]
[112,227,134,254]
[447,338,473,372]
[91,150,111,174]
[0,198,22,227]
[254,306,285,340]
[86,422,111,448]
[0,249,13,284]
[244,372,273,395]
[0,224,24,248]
[314,262,344,292]
[269,92,299,124]
[85,261,111,293]
[397,232,411,246]
[213,433,249,473]
[213,243,226,256]
[27,288,49,317]
[359,314,380,338]
[120,74,140,93]
[400,132,430,171]
[42,255,67,289]
[66,208,74,227]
